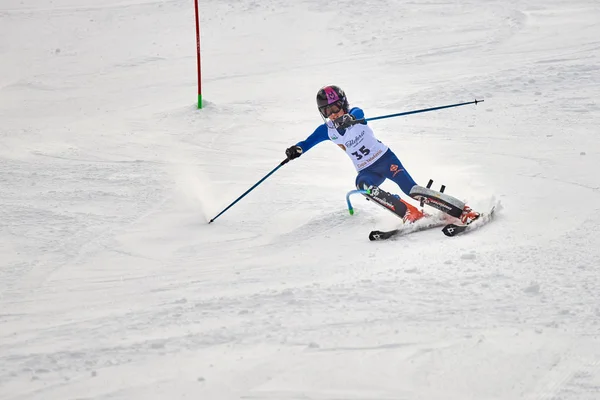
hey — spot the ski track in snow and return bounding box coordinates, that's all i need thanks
[1,0,600,399]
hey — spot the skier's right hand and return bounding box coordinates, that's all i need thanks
[333,114,356,129]
[285,145,303,160]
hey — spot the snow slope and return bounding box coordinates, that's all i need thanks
[1,0,599,399]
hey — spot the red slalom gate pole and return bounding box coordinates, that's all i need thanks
[194,0,203,109]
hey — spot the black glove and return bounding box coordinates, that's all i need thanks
[285,145,303,160]
[333,114,356,129]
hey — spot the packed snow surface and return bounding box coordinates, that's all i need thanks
[1,0,599,399]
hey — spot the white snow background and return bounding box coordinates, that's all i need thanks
[1,0,600,399]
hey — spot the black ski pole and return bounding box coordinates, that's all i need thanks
[208,158,290,224]
[354,99,484,124]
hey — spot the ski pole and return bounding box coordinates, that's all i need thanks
[208,158,290,224]
[355,99,484,124]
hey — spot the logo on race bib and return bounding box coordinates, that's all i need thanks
[345,131,365,148]
[356,148,383,170]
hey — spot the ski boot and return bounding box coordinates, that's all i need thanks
[459,205,480,225]
[399,198,425,224]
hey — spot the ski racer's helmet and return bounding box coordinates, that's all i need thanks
[316,85,349,118]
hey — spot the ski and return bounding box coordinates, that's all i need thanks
[369,215,448,241]
[441,206,496,237]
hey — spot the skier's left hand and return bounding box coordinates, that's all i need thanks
[333,114,356,129]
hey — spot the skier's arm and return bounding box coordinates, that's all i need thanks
[285,124,329,161]
[295,123,329,152]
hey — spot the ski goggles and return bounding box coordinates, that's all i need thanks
[319,102,342,118]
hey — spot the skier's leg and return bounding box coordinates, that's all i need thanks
[388,157,480,223]
[355,169,385,191]
[374,150,424,222]
[377,150,480,224]
[378,150,419,196]
[355,169,408,220]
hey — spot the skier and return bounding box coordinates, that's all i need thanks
[284,85,480,225]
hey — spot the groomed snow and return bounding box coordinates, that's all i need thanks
[1,0,599,399]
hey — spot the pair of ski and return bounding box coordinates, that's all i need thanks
[369,206,496,241]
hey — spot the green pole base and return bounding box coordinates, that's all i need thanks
[197,94,203,109]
